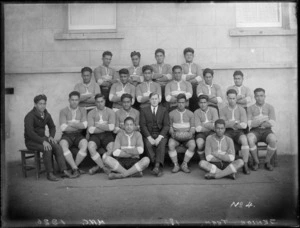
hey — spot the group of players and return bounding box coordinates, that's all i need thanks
[24,48,277,181]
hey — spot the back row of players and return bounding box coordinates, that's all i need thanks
[24,48,277,181]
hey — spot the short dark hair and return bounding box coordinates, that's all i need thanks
[172,65,182,72]
[121,93,132,101]
[34,94,47,104]
[155,48,165,56]
[81,67,92,74]
[177,93,187,101]
[130,51,141,58]
[142,65,153,73]
[226,89,237,96]
[119,68,129,75]
[215,119,225,127]
[203,68,214,77]
[183,47,194,55]
[102,51,113,58]
[254,88,265,95]
[124,116,135,124]
[69,91,81,99]
[95,93,105,100]
[149,92,159,99]
[198,94,209,102]
[233,70,243,78]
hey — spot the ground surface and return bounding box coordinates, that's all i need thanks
[2,155,299,227]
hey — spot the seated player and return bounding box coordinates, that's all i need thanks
[194,95,218,161]
[87,94,115,175]
[168,93,196,173]
[199,119,244,180]
[165,65,193,112]
[220,89,250,174]
[94,51,119,108]
[136,65,162,109]
[151,48,173,107]
[109,68,135,112]
[181,47,203,112]
[128,51,143,87]
[24,94,74,181]
[59,91,88,177]
[247,88,277,171]
[114,93,140,134]
[226,70,252,109]
[74,67,100,111]
[103,117,150,180]
[197,68,223,111]
[140,92,170,177]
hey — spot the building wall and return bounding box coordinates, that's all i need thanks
[4,3,298,161]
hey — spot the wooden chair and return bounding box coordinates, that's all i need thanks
[19,149,46,180]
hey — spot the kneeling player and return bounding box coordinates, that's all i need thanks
[199,119,244,180]
[59,91,88,177]
[168,93,196,173]
[87,94,115,175]
[103,117,150,179]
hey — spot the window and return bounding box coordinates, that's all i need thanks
[236,2,282,28]
[68,3,116,31]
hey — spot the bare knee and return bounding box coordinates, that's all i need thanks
[199,160,207,168]
[141,157,150,166]
[247,133,256,146]
[239,135,248,146]
[267,134,277,147]
[188,140,196,151]
[79,139,88,150]
[168,139,177,150]
[88,142,97,155]
[196,139,205,150]
[59,140,69,150]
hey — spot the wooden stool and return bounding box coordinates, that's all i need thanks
[19,149,45,180]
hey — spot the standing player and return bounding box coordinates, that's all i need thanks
[199,119,244,180]
[247,88,277,171]
[136,65,162,109]
[109,68,136,112]
[220,89,250,174]
[87,94,115,175]
[194,95,218,161]
[94,51,118,108]
[165,65,193,112]
[168,94,196,173]
[128,51,143,87]
[181,47,203,112]
[59,91,88,177]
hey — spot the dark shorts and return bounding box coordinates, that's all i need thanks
[89,132,114,149]
[61,132,86,148]
[249,128,273,143]
[116,157,140,169]
[173,138,194,147]
[196,131,214,140]
[210,161,231,170]
[225,129,245,144]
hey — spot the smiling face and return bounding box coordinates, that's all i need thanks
[69,95,80,109]
[124,119,134,134]
[204,73,213,85]
[82,71,92,84]
[96,96,106,110]
[120,73,129,84]
[102,55,112,67]
[254,91,266,106]
[173,68,182,81]
[215,123,225,138]
[122,97,132,111]
[234,75,243,87]
[131,55,140,67]
[35,99,46,113]
[155,52,165,64]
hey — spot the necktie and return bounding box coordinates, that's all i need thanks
[153,107,155,116]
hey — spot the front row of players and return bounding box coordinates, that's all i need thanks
[24,88,277,181]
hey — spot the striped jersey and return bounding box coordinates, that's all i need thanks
[247,103,276,129]
[136,81,161,107]
[181,62,203,84]
[205,134,235,161]
[94,65,118,86]
[59,106,87,133]
[169,109,195,132]
[115,108,140,129]
[128,66,144,83]
[220,105,247,129]
[109,82,136,109]
[226,85,252,108]
[87,107,115,130]
[194,107,219,132]
[74,81,100,107]
[151,63,173,86]
[165,80,193,107]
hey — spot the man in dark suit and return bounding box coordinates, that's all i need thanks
[140,92,170,177]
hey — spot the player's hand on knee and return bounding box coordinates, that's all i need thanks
[43,141,52,151]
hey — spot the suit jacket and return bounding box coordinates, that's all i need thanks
[140,105,169,138]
